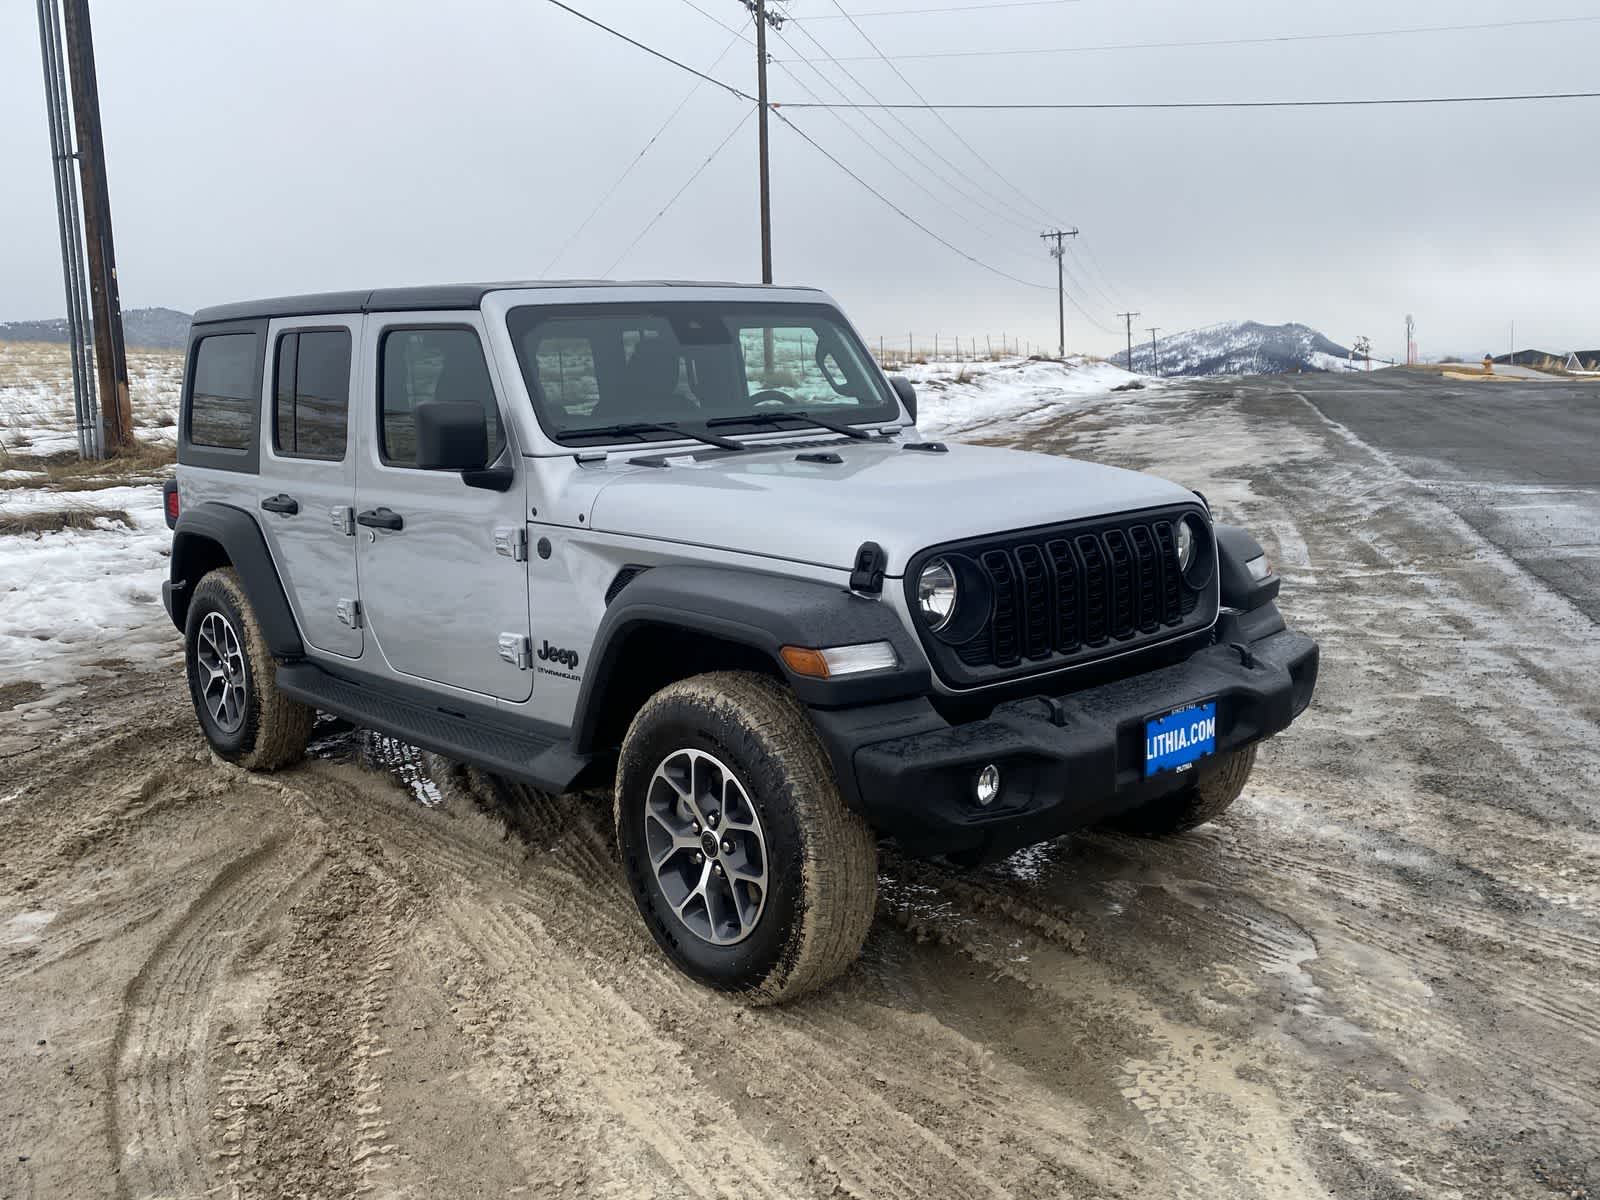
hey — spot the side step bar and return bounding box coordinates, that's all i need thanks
[277,662,591,794]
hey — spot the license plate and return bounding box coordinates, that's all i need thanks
[1144,701,1217,778]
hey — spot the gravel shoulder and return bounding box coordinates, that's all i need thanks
[3,377,1597,1200]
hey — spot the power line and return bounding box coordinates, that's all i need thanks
[773,90,1600,111]
[771,108,1054,292]
[775,15,1600,61]
[607,109,755,275]
[540,0,752,101]
[798,0,1085,17]
[777,14,1043,237]
[823,0,1064,229]
[544,29,744,273]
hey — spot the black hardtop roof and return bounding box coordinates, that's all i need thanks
[191,280,824,325]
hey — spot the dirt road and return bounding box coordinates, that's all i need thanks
[4,377,1597,1199]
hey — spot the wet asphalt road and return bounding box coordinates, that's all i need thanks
[1269,370,1600,622]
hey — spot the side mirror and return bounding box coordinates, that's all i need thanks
[889,375,917,422]
[415,400,488,471]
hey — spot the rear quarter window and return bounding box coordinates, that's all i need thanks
[189,333,260,450]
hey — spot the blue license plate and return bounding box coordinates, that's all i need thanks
[1144,701,1218,778]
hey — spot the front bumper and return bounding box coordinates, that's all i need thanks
[810,621,1318,859]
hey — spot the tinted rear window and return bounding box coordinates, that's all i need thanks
[273,329,351,459]
[189,333,259,450]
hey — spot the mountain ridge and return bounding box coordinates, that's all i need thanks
[0,306,191,351]
[1127,320,1359,377]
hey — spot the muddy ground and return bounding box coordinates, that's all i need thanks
[3,375,1597,1199]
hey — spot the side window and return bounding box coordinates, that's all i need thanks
[273,329,351,459]
[189,333,259,449]
[379,328,504,466]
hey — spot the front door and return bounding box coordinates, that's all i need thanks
[257,317,362,658]
[354,315,532,703]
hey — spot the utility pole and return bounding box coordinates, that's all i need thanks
[35,0,98,459]
[741,0,782,284]
[1117,311,1141,372]
[1039,228,1079,359]
[61,0,132,455]
[1405,313,1415,366]
[1146,327,1161,377]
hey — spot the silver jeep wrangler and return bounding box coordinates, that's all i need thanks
[162,281,1318,1003]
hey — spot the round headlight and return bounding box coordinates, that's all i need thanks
[917,558,959,631]
[1176,517,1196,573]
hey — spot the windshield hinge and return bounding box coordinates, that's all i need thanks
[849,541,887,595]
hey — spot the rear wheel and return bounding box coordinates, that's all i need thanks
[614,671,877,1005]
[183,567,313,770]
[1104,745,1257,836]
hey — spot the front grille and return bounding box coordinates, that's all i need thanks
[909,506,1216,687]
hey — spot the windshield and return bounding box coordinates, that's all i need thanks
[506,302,900,445]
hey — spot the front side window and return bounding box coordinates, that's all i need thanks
[273,329,351,459]
[378,328,504,466]
[189,333,259,450]
[506,303,897,444]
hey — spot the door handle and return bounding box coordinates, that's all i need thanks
[356,507,404,532]
[261,493,300,516]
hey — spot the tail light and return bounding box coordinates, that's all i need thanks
[163,479,180,529]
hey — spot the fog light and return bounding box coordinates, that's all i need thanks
[975,764,1001,807]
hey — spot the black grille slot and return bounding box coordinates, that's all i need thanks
[1014,545,1051,660]
[1103,529,1136,638]
[1128,525,1161,632]
[1044,539,1080,653]
[1153,521,1182,624]
[1076,534,1109,645]
[981,550,1020,666]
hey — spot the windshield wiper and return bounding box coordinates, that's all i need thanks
[705,410,875,441]
[561,420,747,452]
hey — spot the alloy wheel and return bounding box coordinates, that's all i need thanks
[643,748,769,945]
[195,610,248,734]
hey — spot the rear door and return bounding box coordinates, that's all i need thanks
[257,317,362,658]
[354,314,532,703]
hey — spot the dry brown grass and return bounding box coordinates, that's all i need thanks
[0,441,174,491]
[0,506,133,536]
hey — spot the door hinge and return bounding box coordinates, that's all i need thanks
[498,633,532,670]
[494,526,528,562]
[336,598,362,629]
[331,505,355,536]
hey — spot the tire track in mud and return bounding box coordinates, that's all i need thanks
[298,762,1137,1199]
[107,833,307,1200]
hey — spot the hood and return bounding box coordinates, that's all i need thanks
[583,438,1197,574]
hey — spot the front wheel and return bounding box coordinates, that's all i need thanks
[614,671,878,1005]
[1103,745,1258,836]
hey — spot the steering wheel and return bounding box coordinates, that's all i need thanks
[748,389,794,409]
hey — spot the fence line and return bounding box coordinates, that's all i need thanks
[867,332,1049,369]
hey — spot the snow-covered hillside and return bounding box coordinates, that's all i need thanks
[1127,321,1360,377]
[897,356,1147,438]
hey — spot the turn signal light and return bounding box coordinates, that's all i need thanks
[780,642,899,679]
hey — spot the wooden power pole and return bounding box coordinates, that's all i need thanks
[1117,311,1141,373]
[1147,327,1161,377]
[61,0,133,455]
[1039,228,1078,359]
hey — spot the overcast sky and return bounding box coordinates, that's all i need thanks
[3,0,1597,360]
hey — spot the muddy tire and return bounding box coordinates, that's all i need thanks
[614,671,877,1005]
[1105,745,1258,837]
[183,567,313,770]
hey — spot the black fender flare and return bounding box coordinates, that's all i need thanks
[168,502,303,658]
[1215,524,1281,612]
[571,564,930,755]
